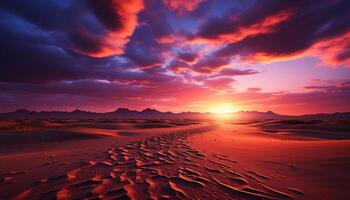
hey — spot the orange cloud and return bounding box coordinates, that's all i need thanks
[221,11,292,43]
[195,10,292,45]
[162,0,204,14]
[75,0,144,58]
[306,32,350,67]
[244,31,350,66]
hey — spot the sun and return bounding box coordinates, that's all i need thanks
[211,104,235,114]
[209,103,237,120]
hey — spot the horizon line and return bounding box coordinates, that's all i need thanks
[2,108,349,116]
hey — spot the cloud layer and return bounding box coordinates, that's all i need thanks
[0,0,349,114]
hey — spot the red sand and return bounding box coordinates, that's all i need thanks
[0,119,349,199]
[188,122,350,199]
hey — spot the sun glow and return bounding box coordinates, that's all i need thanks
[210,103,237,121]
[211,104,235,114]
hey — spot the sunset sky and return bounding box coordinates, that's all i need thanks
[1,0,350,115]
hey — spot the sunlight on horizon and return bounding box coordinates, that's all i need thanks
[210,103,237,121]
[210,103,237,114]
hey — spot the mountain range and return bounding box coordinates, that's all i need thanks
[1,108,349,120]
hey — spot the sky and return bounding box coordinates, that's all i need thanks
[0,0,350,115]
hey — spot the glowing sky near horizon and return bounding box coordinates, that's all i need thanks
[0,0,350,115]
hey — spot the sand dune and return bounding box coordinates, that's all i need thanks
[6,128,295,199]
[0,119,349,199]
[255,119,350,140]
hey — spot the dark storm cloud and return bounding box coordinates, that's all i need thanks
[1,0,348,84]
[201,0,350,63]
[0,0,148,83]
[124,26,166,68]
[67,28,106,56]
[0,13,76,83]
[0,14,150,84]
[0,0,101,55]
[123,2,174,68]
[141,2,174,40]
[0,80,147,99]
[167,60,191,73]
[197,0,292,39]
[213,68,259,77]
[0,73,213,112]
[0,0,72,30]
[0,0,144,58]
[336,48,350,62]
[0,0,349,113]
[87,0,124,31]
[0,14,136,84]
[177,51,198,62]
[191,55,229,73]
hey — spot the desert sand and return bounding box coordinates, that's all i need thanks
[0,118,349,199]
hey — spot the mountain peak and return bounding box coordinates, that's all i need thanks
[115,108,131,112]
[72,109,86,113]
[14,109,34,114]
[142,108,161,113]
[113,108,137,114]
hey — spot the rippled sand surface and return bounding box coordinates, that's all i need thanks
[1,119,349,199]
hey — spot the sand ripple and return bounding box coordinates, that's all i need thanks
[10,127,301,200]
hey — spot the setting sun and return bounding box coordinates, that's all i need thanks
[211,104,236,114]
[209,104,237,121]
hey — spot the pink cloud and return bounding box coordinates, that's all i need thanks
[306,32,350,67]
[304,79,350,92]
[162,0,204,14]
[246,87,262,93]
[204,78,234,90]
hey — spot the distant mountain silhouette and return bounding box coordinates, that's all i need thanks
[0,108,349,120]
[234,110,282,119]
[298,112,350,120]
[0,108,208,119]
